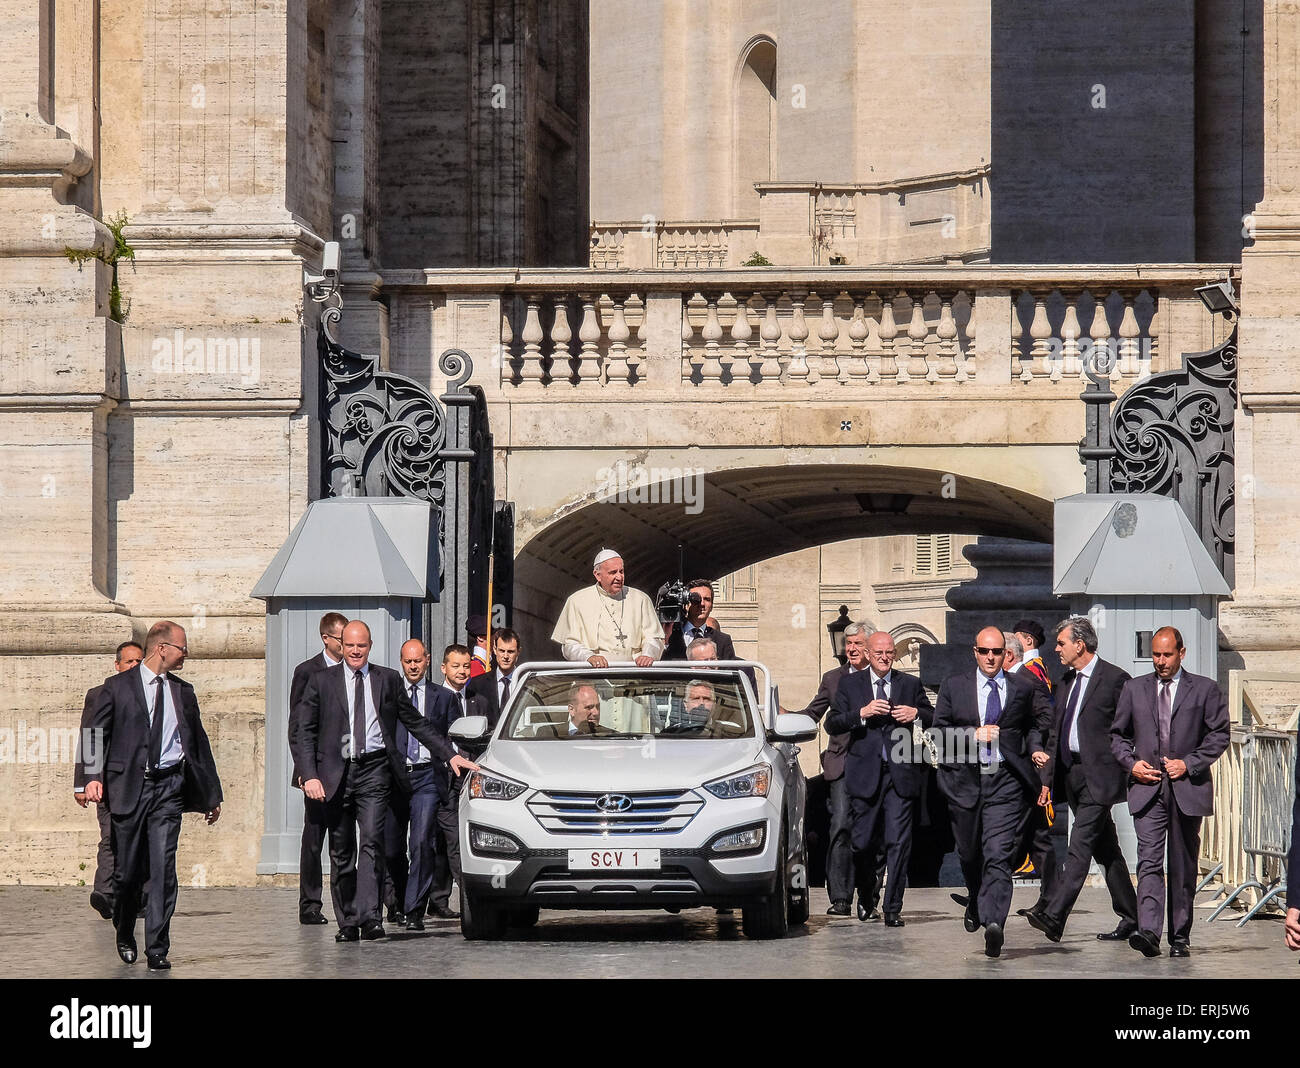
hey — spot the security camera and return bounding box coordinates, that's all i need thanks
[322,240,340,279]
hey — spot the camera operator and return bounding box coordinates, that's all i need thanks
[661,579,755,690]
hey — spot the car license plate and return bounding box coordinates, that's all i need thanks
[568,848,661,871]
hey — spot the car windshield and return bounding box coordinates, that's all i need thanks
[502,672,755,740]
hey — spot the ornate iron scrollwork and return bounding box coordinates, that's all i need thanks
[1079,328,1237,578]
[318,305,449,505]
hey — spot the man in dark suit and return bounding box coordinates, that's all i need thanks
[293,620,478,941]
[82,621,223,970]
[74,640,143,920]
[466,627,521,729]
[790,623,884,918]
[1002,631,1059,918]
[663,580,736,660]
[1026,615,1139,944]
[1110,626,1229,957]
[934,626,1041,957]
[287,611,347,925]
[826,631,934,928]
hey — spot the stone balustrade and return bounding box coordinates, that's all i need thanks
[399,265,1239,394]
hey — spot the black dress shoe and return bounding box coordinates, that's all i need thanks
[964,904,980,933]
[429,904,460,920]
[116,939,137,965]
[1015,900,1049,918]
[405,915,425,931]
[146,955,171,971]
[90,892,114,920]
[386,909,406,926]
[1097,923,1137,941]
[884,913,904,928]
[335,926,360,943]
[826,901,851,916]
[984,922,1004,958]
[950,892,970,909]
[856,903,881,922]
[1128,929,1162,958]
[360,922,386,940]
[1169,942,1191,958]
[1025,909,1063,943]
[299,912,328,926]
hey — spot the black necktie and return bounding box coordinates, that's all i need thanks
[1061,674,1083,768]
[407,685,421,762]
[499,674,511,707]
[148,676,166,771]
[452,690,465,723]
[352,669,366,758]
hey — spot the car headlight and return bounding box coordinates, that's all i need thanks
[469,825,523,857]
[467,769,528,801]
[703,763,771,799]
[709,823,767,854]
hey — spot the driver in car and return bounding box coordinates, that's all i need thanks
[665,680,717,733]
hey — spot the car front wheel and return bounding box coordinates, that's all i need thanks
[461,886,509,941]
[741,824,790,940]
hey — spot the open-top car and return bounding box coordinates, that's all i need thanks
[449,660,816,940]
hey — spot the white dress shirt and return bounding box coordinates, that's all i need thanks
[406,679,433,764]
[1066,658,1096,755]
[443,681,466,753]
[977,670,1007,764]
[1158,668,1184,710]
[496,671,514,709]
[139,662,184,769]
[344,662,383,755]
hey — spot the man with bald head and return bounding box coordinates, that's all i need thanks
[933,625,1043,958]
[826,630,934,927]
[563,683,614,736]
[293,621,478,941]
[552,548,664,667]
[83,620,223,970]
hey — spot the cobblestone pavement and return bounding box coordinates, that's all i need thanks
[1,883,1289,979]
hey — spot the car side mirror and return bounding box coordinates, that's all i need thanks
[448,715,490,742]
[768,713,818,744]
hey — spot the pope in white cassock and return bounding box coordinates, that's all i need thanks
[551,549,665,667]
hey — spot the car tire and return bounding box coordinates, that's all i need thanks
[741,825,790,940]
[508,905,540,928]
[461,886,508,941]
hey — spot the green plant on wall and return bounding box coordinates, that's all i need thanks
[741,252,773,267]
[64,210,135,324]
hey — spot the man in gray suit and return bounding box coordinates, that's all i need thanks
[1110,626,1229,958]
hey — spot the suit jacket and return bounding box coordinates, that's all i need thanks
[1009,664,1056,785]
[394,681,482,796]
[287,651,333,788]
[932,669,1039,809]
[1110,670,1230,818]
[1043,657,1133,806]
[73,683,104,792]
[291,662,455,801]
[797,664,851,781]
[85,665,224,816]
[466,669,512,728]
[825,669,934,801]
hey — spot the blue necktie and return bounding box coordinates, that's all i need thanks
[407,684,421,762]
[981,678,1001,764]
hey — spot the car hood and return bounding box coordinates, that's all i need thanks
[477,738,769,792]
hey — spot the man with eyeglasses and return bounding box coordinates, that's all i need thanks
[933,626,1042,958]
[1025,615,1138,945]
[82,621,224,970]
[288,611,348,924]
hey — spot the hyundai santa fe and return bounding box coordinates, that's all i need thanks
[448,661,817,940]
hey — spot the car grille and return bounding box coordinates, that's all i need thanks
[527,789,704,835]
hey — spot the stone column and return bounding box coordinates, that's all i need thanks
[1221,0,1300,670]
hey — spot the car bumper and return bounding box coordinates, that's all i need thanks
[460,796,782,909]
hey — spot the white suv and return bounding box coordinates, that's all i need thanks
[449,661,817,940]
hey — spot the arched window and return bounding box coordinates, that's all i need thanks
[734,38,777,218]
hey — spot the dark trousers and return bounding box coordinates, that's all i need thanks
[430,790,463,911]
[849,774,914,915]
[111,767,184,958]
[403,766,447,915]
[381,789,411,916]
[1133,779,1201,945]
[950,766,1027,929]
[93,802,116,899]
[1016,801,1059,907]
[325,754,390,930]
[1046,763,1138,930]
[299,795,329,918]
[826,775,856,904]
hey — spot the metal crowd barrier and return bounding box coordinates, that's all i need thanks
[1206,726,1295,925]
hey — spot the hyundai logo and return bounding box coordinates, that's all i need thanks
[595,793,633,813]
